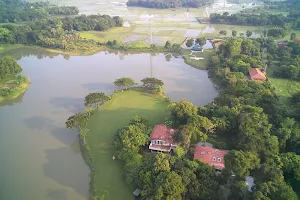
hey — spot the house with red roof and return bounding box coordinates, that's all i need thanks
[149,124,177,153]
[249,68,266,81]
[277,41,288,47]
[295,39,300,43]
[194,146,229,170]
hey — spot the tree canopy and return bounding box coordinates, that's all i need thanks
[0,56,22,79]
[114,77,135,89]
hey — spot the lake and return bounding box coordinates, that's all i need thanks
[0,47,218,200]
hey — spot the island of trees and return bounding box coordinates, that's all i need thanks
[127,0,212,9]
[0,56,30,102]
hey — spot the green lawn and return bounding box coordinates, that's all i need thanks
[267,62,300,111]
[85,89,169,199]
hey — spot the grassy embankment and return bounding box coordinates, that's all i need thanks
[267,62,300,112]
[0,75,30,102]
[83,88,169,199]
[182,49,215,70]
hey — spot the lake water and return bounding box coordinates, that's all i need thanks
[0,47,218,200]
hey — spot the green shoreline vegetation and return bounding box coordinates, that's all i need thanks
[0,56,30,102]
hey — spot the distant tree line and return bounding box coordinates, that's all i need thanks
[210,12,300,30]
[264,0,300,12]
[0,0,80,23]
[127,0,212,9]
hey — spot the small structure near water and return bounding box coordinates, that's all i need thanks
[133,188,141,197]
[192,44,204,52]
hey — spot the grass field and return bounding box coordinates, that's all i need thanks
[85,89,169,199]
[267,62,300,111]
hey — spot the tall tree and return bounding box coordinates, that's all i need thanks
[219,30,227,37]
[196,37,206,46]
[141,77,164,89]
[232,30,237,38]
[84,92,110,108]
[114,77,135,89]
[225,150,260,179]
[246,30,252,38]
[290,33,297,41]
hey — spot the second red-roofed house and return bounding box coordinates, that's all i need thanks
[249,68,266,81]
[149,124,177,153]
[194,146,229,170]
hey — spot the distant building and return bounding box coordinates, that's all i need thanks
[277,41,288,47]
[192,44,203,52]
[123,21,131,28]
[193,146,229,170]
[245,176,255,192]
[149,124,177,153]
[249,68,266,81]
[295,38,300,43]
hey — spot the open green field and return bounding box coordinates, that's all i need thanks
[267,62,300,111]
[85,89,169,199]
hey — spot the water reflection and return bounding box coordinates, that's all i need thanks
[1,46,184,64]
[0,91,26,107]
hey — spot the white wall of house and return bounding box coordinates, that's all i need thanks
[151,140,171,146]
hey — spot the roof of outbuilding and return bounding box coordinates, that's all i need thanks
[249,68,266,81]
[194,146,229,170]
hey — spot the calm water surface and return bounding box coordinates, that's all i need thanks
[0,47,217,200]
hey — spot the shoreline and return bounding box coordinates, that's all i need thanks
[0,75,31,102]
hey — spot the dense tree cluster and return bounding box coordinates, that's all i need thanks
[47,6,79,15]
[113,116,220,200]
[269,42,300,80]
[0,0,80,23]
[127,0,212,9]
[0,56,22,79]
[206,37,300,198]
[210,38,265,76]
[0,0,123,51]
[210,11,299,29]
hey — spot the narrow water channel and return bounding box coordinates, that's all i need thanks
[0,47,218,200]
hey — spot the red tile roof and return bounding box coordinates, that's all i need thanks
[295,39,300,43]
[150,124,176,144]
[249,68,266,81]
[194,146,229,170]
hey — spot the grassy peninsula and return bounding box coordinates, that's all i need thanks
[66,79,169,199]
[0,56,30,102]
